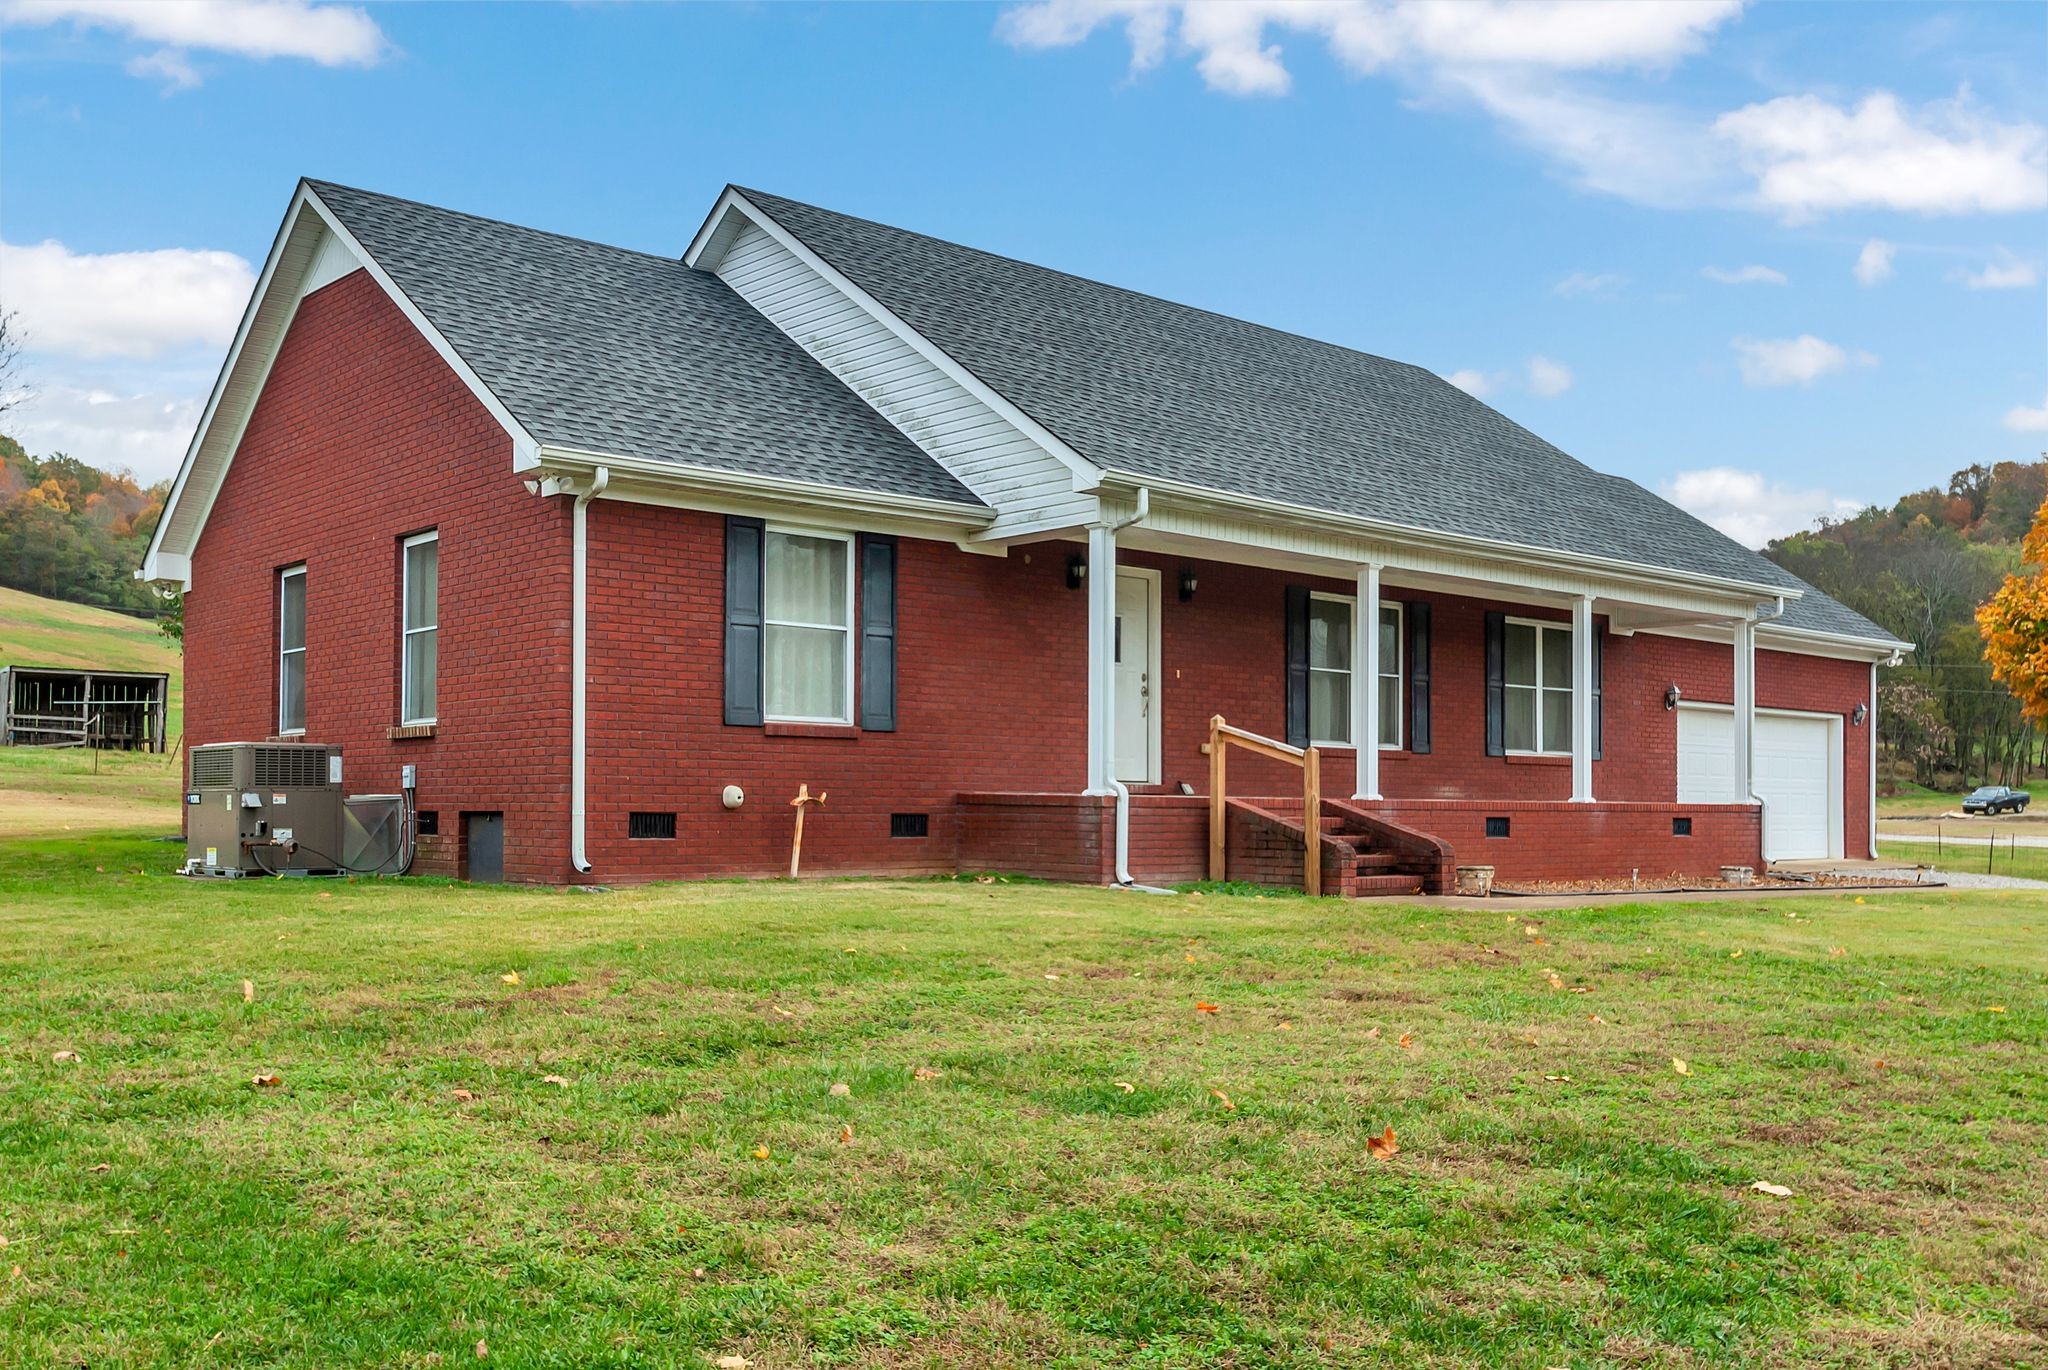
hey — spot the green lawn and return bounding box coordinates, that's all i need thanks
[1880,837,2048,882]
[3,834,2043,1367]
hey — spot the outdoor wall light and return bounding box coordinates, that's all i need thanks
[1664,683,1683,711]
[1066,555,1087,589]
[1179,569,1199,602]
[1852,703,1868,727]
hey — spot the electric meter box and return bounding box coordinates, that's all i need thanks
[184,742,345,876]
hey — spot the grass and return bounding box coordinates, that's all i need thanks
[3,832,2043,1366]
[1880,837,2048,882]
[0,587,184,840]
[1877,781,1958,819]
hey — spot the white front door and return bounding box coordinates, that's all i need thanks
[1114,571,1158,783]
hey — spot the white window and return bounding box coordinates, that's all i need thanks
[1308,594,1402,749]
[278,565,305,735]
[1505,618,1572,755]
[401,532,438,725]
[763,527,853,724]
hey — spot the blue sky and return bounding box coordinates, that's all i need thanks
[2,0,2043,545]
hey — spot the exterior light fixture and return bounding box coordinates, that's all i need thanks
[1851,702,1868,727]
[1664,683,1682,711]
[1179,569,1198,602]
[1066,555,1087,589]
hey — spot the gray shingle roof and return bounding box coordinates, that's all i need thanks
[737,188,1897,645]
[307,180,981,508]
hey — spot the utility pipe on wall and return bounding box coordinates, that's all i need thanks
[570,465,609,875]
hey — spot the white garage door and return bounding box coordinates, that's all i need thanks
[1676,706,1837,860]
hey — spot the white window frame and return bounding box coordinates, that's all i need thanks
[400,530,439,727]
[1504,615,1572,757]
[278,563,306,736]
[1308,592,1403,750]
[763,524,856,726]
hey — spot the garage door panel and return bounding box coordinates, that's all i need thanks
[1676,707,1836,860]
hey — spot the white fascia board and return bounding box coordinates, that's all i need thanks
[1101,471,1805,611]
[535,445,995,534]
[1644,619,1910,663]
[140,181,541,584]
[687,188,1105,494]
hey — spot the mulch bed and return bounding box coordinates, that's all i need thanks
[1489,871,1934,897]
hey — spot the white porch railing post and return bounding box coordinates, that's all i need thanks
[1354,562,1382,801]
[1084,523,1117,796]
[1732,615,1756,806]
[1570,593,1595,802]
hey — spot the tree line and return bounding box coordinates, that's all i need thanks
[1766,458,2048,789]
[0,432,173,617]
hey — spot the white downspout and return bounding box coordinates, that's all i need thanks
[1098,488,1149,886]
[1742,596,1786,863]
[570,466,609,876]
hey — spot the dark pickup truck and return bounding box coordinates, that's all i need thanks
[1962,785,2031,815]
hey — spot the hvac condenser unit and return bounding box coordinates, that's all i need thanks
[184,742,345,877]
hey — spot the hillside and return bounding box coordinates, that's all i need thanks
[0,587,184,838]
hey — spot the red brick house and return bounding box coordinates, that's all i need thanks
[142,180,1907,890]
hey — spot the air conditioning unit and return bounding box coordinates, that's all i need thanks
[184,742,346,877]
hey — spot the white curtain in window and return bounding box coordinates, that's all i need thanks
[764,531,850,721]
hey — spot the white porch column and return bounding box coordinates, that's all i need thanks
[1570,593,1595,802]
[1732,615,1757,805]
[1353,562,1382,801]
[1084,523,1118,796]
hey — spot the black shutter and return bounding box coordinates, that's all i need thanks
[723,516,764,727]
[1590,618,1604,760]
[859,534,897,732]
[1284,585,1310,749]
[1407,600,1431,754]
[1484,610,1506,757]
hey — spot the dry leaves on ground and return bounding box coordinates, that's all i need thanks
[1210,1088,1236,1111]
[50,1050,78,1064]
[912,1066,941,1081]
[1671,1058,1690,1076]
[1749,1181,1794,1197]
[241,979,254,1003]
[1366,1126,1399,1160]
[541,1074,570,1087]
[1196,1001,1220,1014]
[451,1088,475,1102]
[752,1146,770,1160]
[251,1073,282,1087]
[1398,1032,1414,1050]
[828,1082,850,1097]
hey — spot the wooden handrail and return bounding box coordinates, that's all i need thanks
[1205,714,1322,896]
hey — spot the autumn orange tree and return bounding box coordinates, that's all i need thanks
[1977,500,2048,722]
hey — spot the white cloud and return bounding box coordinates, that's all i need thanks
[1714,89,2048,220]
[1701,264,1787,285]
[2,0,389,86]
[1553,270,1623,297]
[1956,253,2039,290]
[1853,238,1895,286]
[1662,466,1864,547]
[1526,354,1573,396]
[0,238,255,360]
[3,380,203,483]
[1731,334,1875,387]
[1445,367,1496,397]
[997,0,1744,88]
[2006,395,2048,433]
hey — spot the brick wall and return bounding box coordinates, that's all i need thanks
[184,269,573,883]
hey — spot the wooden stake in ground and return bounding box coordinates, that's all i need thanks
[789,783,827,879]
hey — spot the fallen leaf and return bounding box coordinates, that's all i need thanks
[1276,1021,1293,1031]
[1587,1014,1607,1025]
[1543,1073,1572,1083]
[1366,1125,1399,1159]
[1829,946,1846,957]
[716,1357,752,1370]
[829,1082,850,1097]
[1481,945,1502,956]
[912,1066,941,1081]
[1546,972,1564,991]
[452,1088,475,1101]
[1530,936,1548,945]
[250,1072,282,1087]
[1365,1027,1381,1040]
[1987,1006,2007,1014]
[1185,952,1196,963]
[691,1267,707,1280]
[1568,986,1592,995]
[1749,1181,1794,1198]
[91,1163,110,1173]
[541,1074,570,1087]
[1196,1001,1220,1014]
[475,1338,488,1359]
[1671,1058,1690,1076]
[1398,1033,1414,1050]
[1873,1058,1888,1071]
[1115,1080,1135,1093]
[839,1124,853,1145]
[752,1146,770,1160]
[499,971,520,985]
[770,1006,793,1018]
[1209,1088,1235,1111]
[1729,950,1744,959]
[1853,896,1866,905]
[50,1050,78,1064]
[241,979,254,1003]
